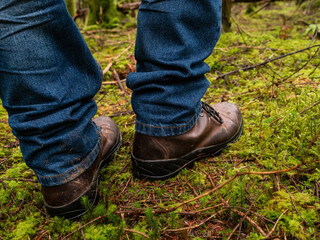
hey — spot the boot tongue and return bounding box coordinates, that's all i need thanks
[201,102,223,124]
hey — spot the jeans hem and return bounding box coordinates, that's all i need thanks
[135,103,202,137]
[36,122,102,186]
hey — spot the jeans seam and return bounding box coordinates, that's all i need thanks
[135,103,201,129]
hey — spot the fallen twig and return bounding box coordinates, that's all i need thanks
[63,216,104,239]
[153,164,302,215]
[250,0,272,17]
[102,79,126,85]
[282,184,309,226]
[78,222,87,240]
[102,41,134,76]
[216,44,320,80]
[269,98,320,126]
[265,209,288,238]
[102,62,113,75]
[165,210,225,232]
[118,2,141,10]
[124,228,150,239]
[107,161,131,189]
[113,69,130,96]
[231,209,267,237]
[299,99,320,115]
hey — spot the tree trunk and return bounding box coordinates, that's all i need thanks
[87,0,99,25]
[222,0,232,32]
[65,0,76,17]
[87,0,118,26]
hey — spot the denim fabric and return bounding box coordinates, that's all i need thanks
[126,0,222,136]
[0,0,102,186]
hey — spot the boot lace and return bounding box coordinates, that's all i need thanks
[202,102,223,124]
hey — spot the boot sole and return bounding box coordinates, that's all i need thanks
[132,120,243,181]
[44,132,122,220]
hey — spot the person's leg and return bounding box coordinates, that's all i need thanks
[0,0,121,219]
[127,0,222,137]
[127,0,243,179]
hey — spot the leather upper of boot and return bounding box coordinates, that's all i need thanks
[41,116,120,207]
[132,102,242,161]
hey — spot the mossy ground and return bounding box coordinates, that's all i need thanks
[1,2,320,239]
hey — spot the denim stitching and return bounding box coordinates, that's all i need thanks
[135,103,201,129]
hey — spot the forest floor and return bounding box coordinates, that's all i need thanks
[1,1,320,239]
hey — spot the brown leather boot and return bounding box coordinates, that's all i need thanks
[41,116,121,220]
[132,102,243,180]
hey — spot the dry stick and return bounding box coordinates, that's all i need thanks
[177,203,224,215]
[265,209,288,238]
[118,1,141,10]
[281,47,320,82]
[118,175,132,196]
[250,0,272,17]
[102,79,126,85]
[165,210,226,233]
[153,164,302,214]
[113,69,130,96]
[282,184,309,226]
[236,186,267,240]
[78,222,87,240]
[215,46,278,52]
[102,41,135,76]
[102,62,113,75]
[37,230,49,240]
[227,187,267,240]
[124,228,150,239]
[216,44,320,80]
[308,60,320,76]
[237,206,275,224]
[270,98,320,126]
[63,216,104,239]
[231,209,267,236]
[299,99,320,115]
[106,161,131,189]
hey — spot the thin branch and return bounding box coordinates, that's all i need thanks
[153,164,302,214]
[102,62,113,75]
[63,216,104,239]
[299,99,320,115]
[281,47,320,82]
[231,209,267,236]
[124,228,150,239]
[118,2,141,10]
[282,184,309,226]
[107,161,131,189]
[102,41,134,76]
[265,209,288,238]
[78,222,87,240]
[113,69,130,96]
[216,44,320,80]
[165,210,225,232]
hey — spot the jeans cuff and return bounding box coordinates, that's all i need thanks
[35,124,102,186]
[135,103,202,137]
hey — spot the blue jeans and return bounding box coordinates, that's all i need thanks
[127,0,222,136]
[0,0,221,186]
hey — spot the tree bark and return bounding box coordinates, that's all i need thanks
[65,0,76,17]
[222,0,232,32]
